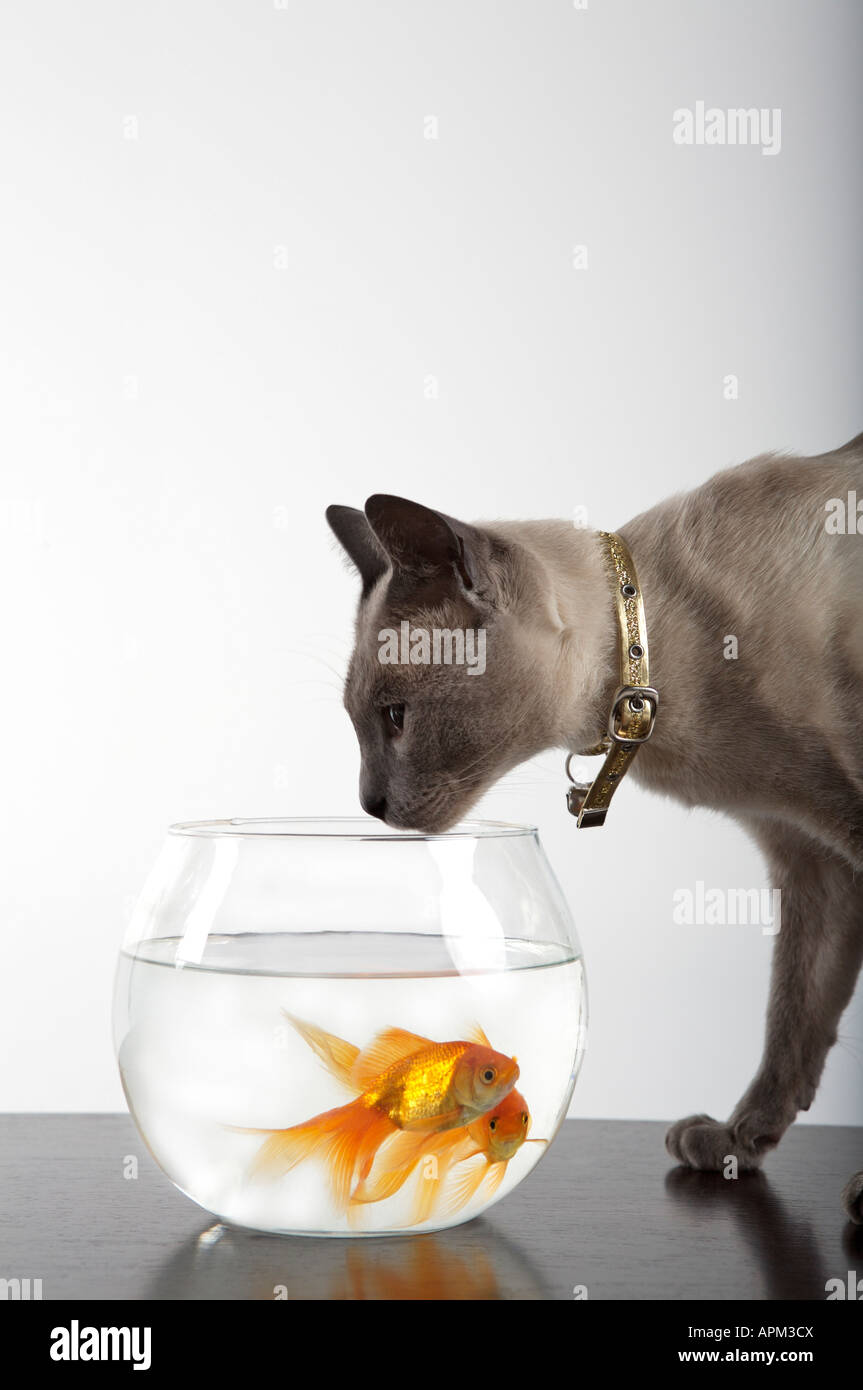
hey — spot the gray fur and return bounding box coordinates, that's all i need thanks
[327,435,863,1220]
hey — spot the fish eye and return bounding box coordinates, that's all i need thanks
[384,703,405,735]
[480,1066,496,1085]
[489,1117,498,1132]
[521,1113,529,1126]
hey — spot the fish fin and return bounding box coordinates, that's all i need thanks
[351,1165,411,1207]
[410,1134,478,1227]
[224,1124,278,1135]
[438,1155,490,1218]
[351,1130,431,1205]
[482,1160,507,1201]
[353,1130,474,1217]
[282,1011,360,1089]
[465,1022,493,1049]
[349,1027,433,1091]
[249,1099,395,1209]
[346,1199,366,1231]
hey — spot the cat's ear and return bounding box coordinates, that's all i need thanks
[325,505,388,596]
[363,494,480,595]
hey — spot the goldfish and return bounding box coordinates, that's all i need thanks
[438,1088,547,1218]
[350,1086,544,1226]
[244,1015,519,1209]
[277,1014,542,1226]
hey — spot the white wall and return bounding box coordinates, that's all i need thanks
[1,0,861,1123]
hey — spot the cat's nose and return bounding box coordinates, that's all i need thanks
[361,791,388,821]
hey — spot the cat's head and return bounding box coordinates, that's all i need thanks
[326,495,562,832]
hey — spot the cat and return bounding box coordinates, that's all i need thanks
[326,432,863,1222]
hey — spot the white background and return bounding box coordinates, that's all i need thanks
[1,0,861,1125]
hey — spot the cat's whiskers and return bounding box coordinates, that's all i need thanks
[281,643,350,694]
[439,697,541,791]
[835,1033,863,1070]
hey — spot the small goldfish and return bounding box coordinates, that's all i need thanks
[351,1086,544,1226]
[244,1016,519,1209]
[440,1088,547,1218]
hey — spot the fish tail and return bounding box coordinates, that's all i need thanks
[250,1098,396,1209]
[247,1103,349,1181]
[323,1101,397,1208]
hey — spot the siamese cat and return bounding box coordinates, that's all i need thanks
[326,432,863,1221]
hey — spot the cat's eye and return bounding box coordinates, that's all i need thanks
[384,704,405,734]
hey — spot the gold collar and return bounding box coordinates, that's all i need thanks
[565,531,659,828]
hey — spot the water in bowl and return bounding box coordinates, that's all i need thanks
[115,931,585,1236]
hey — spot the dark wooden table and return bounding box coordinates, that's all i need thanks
[1,1116,860,1300]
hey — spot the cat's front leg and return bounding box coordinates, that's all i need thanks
[666,1094,797,1173]
[666,820,863,1216]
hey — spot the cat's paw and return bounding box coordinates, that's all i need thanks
[841,1171,863,1224]
[665,1113,780,1172]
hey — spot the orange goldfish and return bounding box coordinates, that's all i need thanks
[350,1086,544,1226]
[278,1014,541,1226]
[439,1088,547,1218]
[245,1016,519,1209]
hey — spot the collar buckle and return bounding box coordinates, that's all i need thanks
[608,685,660,744]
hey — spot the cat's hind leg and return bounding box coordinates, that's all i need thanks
[666,819,863,1219]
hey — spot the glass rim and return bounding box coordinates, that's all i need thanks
[167,816,537,842]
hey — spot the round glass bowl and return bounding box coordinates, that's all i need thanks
[113,818,587,1236]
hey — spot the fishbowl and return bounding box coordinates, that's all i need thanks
[113,818,587,1236]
